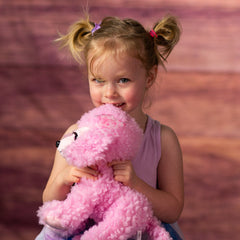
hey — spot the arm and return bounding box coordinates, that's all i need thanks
[135,125,184,222]
[42,124,98,203]
[110,124,184,223]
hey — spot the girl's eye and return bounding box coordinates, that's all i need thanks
[93,79,104,84]
[119,78,130,84]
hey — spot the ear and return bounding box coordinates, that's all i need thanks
[146,65,158,89]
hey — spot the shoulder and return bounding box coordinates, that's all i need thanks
[160,124,182,157]
[161,124,179,140]
[158,124,183,191]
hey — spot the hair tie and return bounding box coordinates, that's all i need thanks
[149,29,158,38]
[91,22,101,35]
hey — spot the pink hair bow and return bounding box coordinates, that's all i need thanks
[149,29,158,38]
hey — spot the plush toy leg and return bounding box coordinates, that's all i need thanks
[80,192,151,240]
[38,185,97,237]
[147,218,172,240]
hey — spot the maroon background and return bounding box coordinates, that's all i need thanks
[0,0,240,239]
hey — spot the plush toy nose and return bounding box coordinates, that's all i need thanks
[56,140,60,148]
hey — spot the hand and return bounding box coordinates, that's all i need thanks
[109,160,139,188]
[57,165,99,186]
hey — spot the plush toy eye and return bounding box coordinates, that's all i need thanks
[73,131,78,140]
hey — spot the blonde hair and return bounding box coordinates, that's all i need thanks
[56,15,181,72]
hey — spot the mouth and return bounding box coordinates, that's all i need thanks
[113,103,125,108]
[105,103,125,108]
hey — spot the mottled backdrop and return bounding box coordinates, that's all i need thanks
[0,0,239,239]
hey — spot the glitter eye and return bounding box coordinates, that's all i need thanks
[73,131,78,140]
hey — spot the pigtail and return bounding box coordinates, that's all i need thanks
[152,15,181,61]
[55,16,94,63]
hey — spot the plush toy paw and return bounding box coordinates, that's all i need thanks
[43,224,69,240]
[45,215,66,231]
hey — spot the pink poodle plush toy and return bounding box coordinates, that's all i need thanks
[37,104,171,240]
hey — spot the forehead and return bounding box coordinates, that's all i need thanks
[87,38,143,72]
[88,51,145,78]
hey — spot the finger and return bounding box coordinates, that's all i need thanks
[73,171,98,181]
[112,162,132,171]
[71,175,81,183]
[114,175,130,186]
[89,165,98,171]
[108,160,123,166]
[75,167,98,177]
[109,160,129,168]
[112,169,127,177]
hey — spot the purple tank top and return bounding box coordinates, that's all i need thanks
[132,116,185,239]
[132,116,161,188]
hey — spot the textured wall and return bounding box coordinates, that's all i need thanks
[0,0,239,239]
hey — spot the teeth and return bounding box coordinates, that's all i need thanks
[105,103,124,107]
[115,103,124,107]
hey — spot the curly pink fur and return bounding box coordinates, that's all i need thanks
[37,104,171,240]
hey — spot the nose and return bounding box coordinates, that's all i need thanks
[104,83,118,99]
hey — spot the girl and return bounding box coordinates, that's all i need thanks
[36,15,184,240]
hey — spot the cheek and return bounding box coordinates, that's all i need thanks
[89,87,101,104]
[125,87,146,104]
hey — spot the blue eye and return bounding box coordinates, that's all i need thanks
[93,79,104,84]
[119,78,130,84]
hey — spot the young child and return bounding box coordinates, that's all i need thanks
[36,14,184,240]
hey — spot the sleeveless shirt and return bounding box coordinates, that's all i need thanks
[132,116,161,188]
[132,116,185,240]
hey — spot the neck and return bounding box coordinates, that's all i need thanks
[131,111,148,132]
[139,114,148,132]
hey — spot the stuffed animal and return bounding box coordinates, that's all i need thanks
[37,104,171,240]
